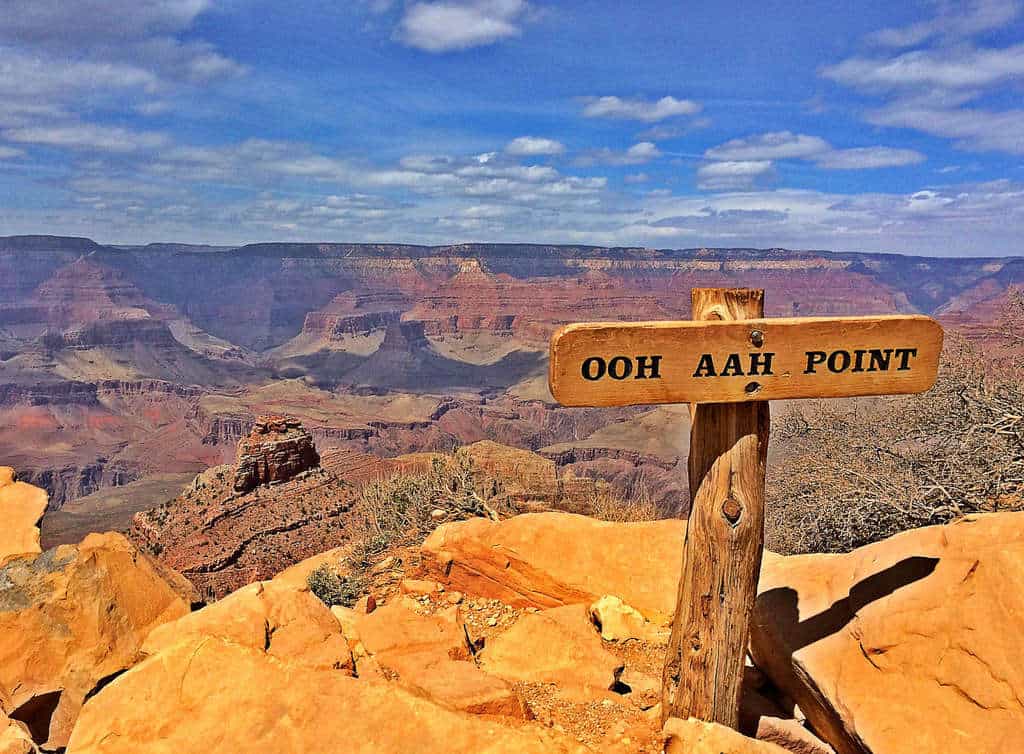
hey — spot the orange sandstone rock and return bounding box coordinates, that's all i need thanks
[0,712,37,754]
[664,717,790,753]
[421,512,685,622]
[143,580,353,673]
[0,533,193,750]
[65,637,586,754]
[752,512,1024,754]
[480,604,624,701]
[0,468,47,567]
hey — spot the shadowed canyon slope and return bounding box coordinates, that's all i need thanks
[1,234,1021,523]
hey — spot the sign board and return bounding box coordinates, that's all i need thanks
[549,314,943,407]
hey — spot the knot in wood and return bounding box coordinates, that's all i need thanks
[721,498,743,524]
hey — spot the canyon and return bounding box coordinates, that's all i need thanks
[0,234,1020,544]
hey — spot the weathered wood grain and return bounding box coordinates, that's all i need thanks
[549,313,943,407]
[661,288,770,728]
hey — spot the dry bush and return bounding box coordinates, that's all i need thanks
[767,330,1024,555]
[309,451,511,605]
[586,475,660,523]
[309,447,659,605]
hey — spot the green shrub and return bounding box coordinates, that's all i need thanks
[307,564,367,608]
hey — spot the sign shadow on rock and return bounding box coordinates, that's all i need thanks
[756,555,940,654]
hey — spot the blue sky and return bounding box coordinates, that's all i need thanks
[1,1,1023,255]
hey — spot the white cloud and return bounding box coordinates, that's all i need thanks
[576,141,662,166]
[868,103,1024,153]
[624,173,649,184]
[3,123,169,152]
[814,146,927,169]
[702,131,926,173]
[823,43,1024,91]
[0,0,211,45]
[582,95,702,122]
[705,131,830,161]
[505,136,565,155]
[696,160,774,190]
[823,5,1024,157]
[866,0,1020,48]
[0,146,24,159]
[396,0,530,52]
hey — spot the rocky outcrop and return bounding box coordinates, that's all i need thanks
[0,533,193,750]
[131,425,354,599]
[421,512,684,622]
[64,636,585,754]
[142,580,354,674]
[0,469,47,566]
[233,416,320,492]
[752,512,1024,754]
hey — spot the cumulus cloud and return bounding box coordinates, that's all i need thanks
[577,141,662,166]
[701,131,926,175]
[814,146,927,169]
[0,0,240,141]
[582,95,702,122]
[696,160,774,190]
[823,3,1024,156]
[0,0,211,45]
[705,131,830,161]
[822,43,1024,91]
[3,123,169,152]
[505,136,565,155]
[868,103,1024,153]
[866,0,1020,48]
[0,146,24,159]
[396,0,530,52]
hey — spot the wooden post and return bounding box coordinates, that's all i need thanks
[661,288,771,727]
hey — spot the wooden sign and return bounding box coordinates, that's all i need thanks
[547,289,947,733]
[549,314,943,407]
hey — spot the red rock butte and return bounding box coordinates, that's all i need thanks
[233,416,321,493]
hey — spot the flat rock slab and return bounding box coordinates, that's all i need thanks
[752,512,1024,754]
[422,512,685,622]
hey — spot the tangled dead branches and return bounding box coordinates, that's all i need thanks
[767,331,1024,554]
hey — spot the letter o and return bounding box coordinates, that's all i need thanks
[608,356,633,380]
[828,350,851,373]
[581,357,606,381]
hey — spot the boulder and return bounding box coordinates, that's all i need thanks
[422,512,684,622]
[752,512,1024,754]
[0,533,194,750]
[0,469,47,567]
[143,580,353,673]
[65,637,586,754]
[480,604,624,701]
[352,601,471,670]
[0,713,37,754]
[664,717,790,753]
[393,655,530,718]
[589,595,653,642]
